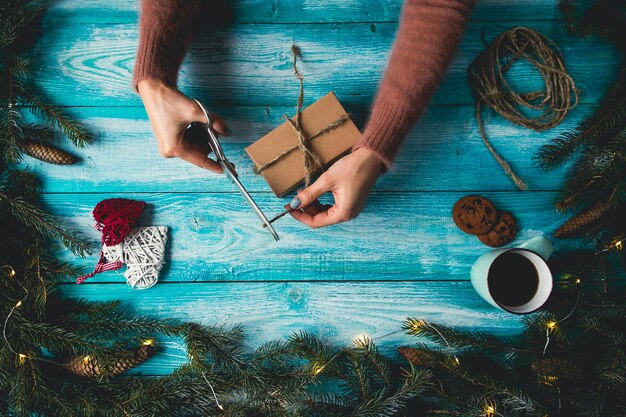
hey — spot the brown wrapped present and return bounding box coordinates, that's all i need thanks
[245,91,361,197]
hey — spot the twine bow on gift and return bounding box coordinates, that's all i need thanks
[253,45,351,187]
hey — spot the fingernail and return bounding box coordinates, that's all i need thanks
[289,196,301,209]
[225,126,232,136]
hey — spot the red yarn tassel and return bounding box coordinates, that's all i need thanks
[76,198,146,284]
[76,252,124,284]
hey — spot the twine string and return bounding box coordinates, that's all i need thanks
[469,26,578,190]
[253,45,350,187]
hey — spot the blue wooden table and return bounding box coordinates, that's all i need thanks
[31,0,619,374]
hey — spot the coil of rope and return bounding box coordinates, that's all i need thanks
[468,26,579,190]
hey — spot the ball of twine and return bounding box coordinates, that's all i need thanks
[468,26,579,190]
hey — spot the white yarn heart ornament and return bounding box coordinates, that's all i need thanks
[102,226,168,289]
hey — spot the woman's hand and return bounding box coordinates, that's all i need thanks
[287,147,385,228]
[138,79,231,173]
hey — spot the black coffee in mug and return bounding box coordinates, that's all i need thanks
[487,252,539,307]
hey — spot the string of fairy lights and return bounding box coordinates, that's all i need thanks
[1,236,622,416]
[1,262,226,412]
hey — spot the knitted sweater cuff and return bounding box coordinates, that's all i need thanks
[353,99,417,170]
[134,31,177,90]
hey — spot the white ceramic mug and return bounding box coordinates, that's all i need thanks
[470,236,554,314]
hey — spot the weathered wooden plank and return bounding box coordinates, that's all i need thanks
[29,22,618,108]
[44,191,567,283]
[58,281,525,374]
[25,104,587,193]
[43,0,564,24]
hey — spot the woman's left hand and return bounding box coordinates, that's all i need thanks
[287,147,385,228]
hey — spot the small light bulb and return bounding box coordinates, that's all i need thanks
[15,300,22,308]
[83,355,91,364]
[615,240,623,251]
[217,404,224,411]
[8,267,16,278]
[18,353,26,364]
[454,356,461,366]
[142,339,154,346]
[353,334,368,344]
[410,319,426,331]
[312,363,325,375]
[484,405,496,416]
[547,321,557,330]
[574,278,582,285]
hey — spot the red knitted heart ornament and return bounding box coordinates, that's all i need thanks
[93,198,146,246]
[76,198,146,284]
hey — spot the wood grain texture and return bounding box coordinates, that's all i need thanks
[44,0,563,24]
[44,191,569,283]
[58,281,524,374]
[29,21,618,108]
[31,0,612,355]
[25,104,591,194]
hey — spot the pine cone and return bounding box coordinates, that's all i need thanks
[21,141,78,165]
[65,344,155,377]
[398,347,439,368]
[555,201,612,239]
[530,358,583,380]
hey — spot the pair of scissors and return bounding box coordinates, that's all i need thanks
[191,99,280,241]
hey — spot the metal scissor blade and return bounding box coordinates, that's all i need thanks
[221,162,280,241]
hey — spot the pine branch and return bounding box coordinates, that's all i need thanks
[352,336,392,394]
[403,319,520,353]
[0,168,39,198]
[11,319,113,356]
[32,383,79,417]
[66,313,184,344]
[554,134,626,211]
[536,73,626,170]
[0,95,22,163]
[557,0,580,34]
[185,324,247,376]
[0,0,44,50]
[18,92,93,148]
[0,194,91,257]
[353,367,432,417]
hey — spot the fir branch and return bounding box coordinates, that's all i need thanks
[54,298,122,321]
[11,318,108,356]
[352,336,392,393]
[304,392,354,417]
[0,92,22,164]
[17,92,93,148]
[0,168,39,198]
[185,323,247,374]
[557,0,580,34]
[0,194,91,257]
[33,383,79,417]
[536,74,626,171]
[0,0,44,50]
[403,318,522,353]
[66,312,184,343]
[353,367,432,417]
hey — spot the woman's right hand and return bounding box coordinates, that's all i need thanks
[138,79,231,173]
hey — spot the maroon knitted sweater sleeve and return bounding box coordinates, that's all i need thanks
[354,0,476,169]
[133,0,475,168]
[133,0,201,89]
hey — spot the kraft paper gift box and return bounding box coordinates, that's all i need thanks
[245,92,361,198]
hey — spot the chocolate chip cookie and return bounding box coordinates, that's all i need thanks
[477,210,518,247]
[452,195,497,235]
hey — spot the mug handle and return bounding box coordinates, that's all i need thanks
[519,236,554,260]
